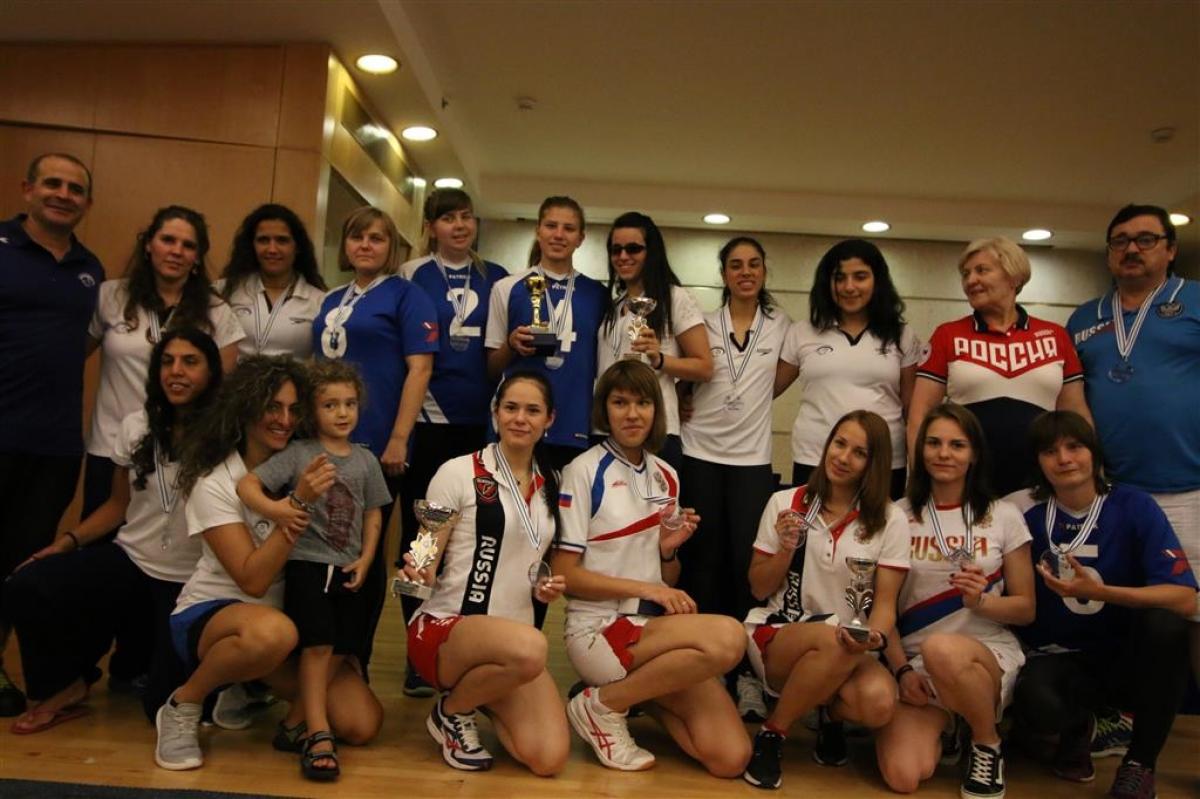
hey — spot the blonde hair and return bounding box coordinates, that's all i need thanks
[337,206,402,275]
[958,237,1031,295]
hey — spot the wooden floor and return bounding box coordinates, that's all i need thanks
[2,602,1198,798]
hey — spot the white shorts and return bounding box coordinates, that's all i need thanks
[907,638,1024,714]
[564,613,650,687]
[1150,489,1200,621]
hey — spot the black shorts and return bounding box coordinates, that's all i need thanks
[284,560,370,655]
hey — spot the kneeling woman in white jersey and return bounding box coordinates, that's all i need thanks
[875,404,1034,799]
[742,410,910,790]
[401,370,569,775]
[552,361,750,776]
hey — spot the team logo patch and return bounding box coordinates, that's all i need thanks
[233,305,252,316]
[422,320,439,343]
[653,471,667,493]
[816,345,834,356]
[474,475,499,503]
[711,346,726,357]
[78,273,96,288]
[1157,301,1183,318]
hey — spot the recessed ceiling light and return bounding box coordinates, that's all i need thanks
[410,177,427,189]
[434,177,464,189]
[401,126,438,142]
[703,213,730,225]
[862,220,890,233]
[355,54,398,75]
[1169,212,1191,226]
[1021,228,1054,242]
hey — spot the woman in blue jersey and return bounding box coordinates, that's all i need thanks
[398,189,508,695]
[1013,410,1195,799]
[595,211,712,469]
[485,196,608,472]
[401,371,569,775]
[552,361,750,777]
[313,206,438,669]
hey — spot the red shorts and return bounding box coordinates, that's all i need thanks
[406,613,465,690]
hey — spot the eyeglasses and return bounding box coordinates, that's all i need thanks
[609,243,646,257]
[1107,233,1169,252]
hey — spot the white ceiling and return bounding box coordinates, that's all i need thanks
[7,0,1199,256]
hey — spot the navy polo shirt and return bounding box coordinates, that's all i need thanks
[0,215,104,456]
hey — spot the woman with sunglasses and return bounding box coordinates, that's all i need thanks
[84,206,243,518]
[742,410,909,790]
[552,361,750,777]
[776,239,920,499]
[595,212,712,469]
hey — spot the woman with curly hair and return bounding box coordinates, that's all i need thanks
[155,355,381,772]
[83,205,244,518]
[218,203,327,359]
[6,328,222,733]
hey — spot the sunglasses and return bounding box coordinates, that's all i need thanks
[609,243,646,256]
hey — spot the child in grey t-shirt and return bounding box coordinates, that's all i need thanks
[237,361,389,780]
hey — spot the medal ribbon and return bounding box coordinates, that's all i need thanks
[536,267,576,345]
[491,443,541,549]
[928,504,974,561]
[435,254,472,329]
[153,440,179,550]
[608,293,629,360]
[602,437,670,505]
[1044,494,1106,557]
[718,305,765,394]
[1109,279,1167,362]
[252,275,297,354]
[329,275,387,339]
[148,305,177,344]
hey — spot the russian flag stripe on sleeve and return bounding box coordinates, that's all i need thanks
[559,493,573,508]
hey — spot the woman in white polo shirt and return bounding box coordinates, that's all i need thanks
[154,356,380,772]
[6,328,221,734]
[217,204,327,359]
[85,206,244,517]
[742,409,910,790]
[777,238,921,499]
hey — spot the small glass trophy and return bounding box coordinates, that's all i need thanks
[391,500,458,600]
[623,296,658,362]
[840,556,877,643]
[659,501,687,534]
[524,273,560,356]
[778,510,809,550]
[528,560,553,591]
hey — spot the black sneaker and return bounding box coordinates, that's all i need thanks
[403,664,436,698]
[743,729,784,789]
[812,707,848,767]
[941,714,965,766]
[961,742,1005,799]
[1052,717,1096,783]
[1091,708,1133,759]
[0,667,27,717]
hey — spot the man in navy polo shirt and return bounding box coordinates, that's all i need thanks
[0,153,104,716]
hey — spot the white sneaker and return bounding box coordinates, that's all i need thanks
[155,695,203,770]
[736,672,768,722]
[566,687,655,771]
[212,683,254,731]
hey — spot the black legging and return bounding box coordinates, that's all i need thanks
[1012,608,1190,768]
[4,541,185,721]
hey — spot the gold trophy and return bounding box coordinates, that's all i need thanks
[524,273,561,356]
[391,500,458,600]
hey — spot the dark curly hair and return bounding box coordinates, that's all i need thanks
[809,238,906,354]
[130,328,223,490]
[176,355,311,497]
[305,359,367,437]
[121,205,219,336]
[220,203,326,301]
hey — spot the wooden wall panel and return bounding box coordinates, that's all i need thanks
[271,147,325,240]
[92,46,285,147]
[0,46,100,130]
[277,43,331,152]
[87,135,276,279]
[0,125,97,240]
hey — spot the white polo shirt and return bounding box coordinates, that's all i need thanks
[217,275,323,359]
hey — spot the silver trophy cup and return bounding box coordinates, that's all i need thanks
[392,500,458,600]
[840,556,877,643]
[623,296,658,362]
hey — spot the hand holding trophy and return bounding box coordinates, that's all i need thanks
[623,296,657,363]
[839,556,877,644]
[524,273,560,357]
[392,500,459,600]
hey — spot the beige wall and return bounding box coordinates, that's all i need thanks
[476,219,1115,478]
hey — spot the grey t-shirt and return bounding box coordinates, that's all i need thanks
[253,438,391,565]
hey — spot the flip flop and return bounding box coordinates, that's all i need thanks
[11,704,90,735]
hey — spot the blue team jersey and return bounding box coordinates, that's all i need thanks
[487,269,607,449]
[1067,277,1200,492]
[313,276,439,457]
[405,258,508,426]
[1020,484,1197,653]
